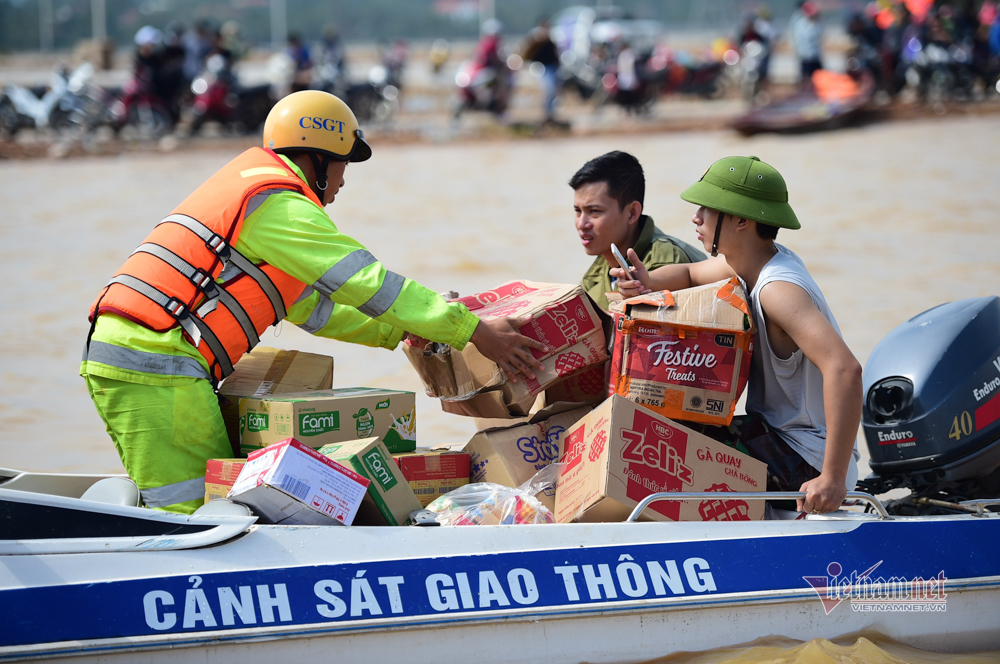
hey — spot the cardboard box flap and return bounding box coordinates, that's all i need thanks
[219,347,333,397]
[624,278,751,331]
[402,338,504,399]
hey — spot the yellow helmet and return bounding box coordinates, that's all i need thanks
[263,90,372,162]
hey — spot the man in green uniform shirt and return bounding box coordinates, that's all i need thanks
[571,151,705,310]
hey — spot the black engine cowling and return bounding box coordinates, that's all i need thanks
[862,296,1000,497]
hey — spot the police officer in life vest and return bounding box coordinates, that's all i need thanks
[81,90,546,514]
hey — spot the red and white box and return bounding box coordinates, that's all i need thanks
[554,395,768,523]
[404,281,609,417]
[610,278,754,426]
[228,438,370,525]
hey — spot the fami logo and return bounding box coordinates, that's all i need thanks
[299,411,340,435]
[246,413,269,432]
[361,448,397,491]
[376,399,391,410]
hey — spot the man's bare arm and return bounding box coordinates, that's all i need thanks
[758,281,862,513]
[611,248,736,298]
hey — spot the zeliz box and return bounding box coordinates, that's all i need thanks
[554,395,767,523]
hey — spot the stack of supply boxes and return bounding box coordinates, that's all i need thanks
[553,278,767,522]
[208,277,769,527]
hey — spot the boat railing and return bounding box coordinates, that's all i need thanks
[960,499,1000,516]
[626,491,892,522]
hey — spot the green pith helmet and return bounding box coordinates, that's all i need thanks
[680,156,800,229]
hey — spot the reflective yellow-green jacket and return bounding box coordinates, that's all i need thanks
[81,153,478,386]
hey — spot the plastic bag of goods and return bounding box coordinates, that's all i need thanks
[425,465,560,525]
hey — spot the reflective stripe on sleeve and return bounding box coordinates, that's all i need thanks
[242,188,286,221]
[294,285,315,304]
[84,340,210,379]
[314,249,376,296]
[299,297,334,334]
[140,477,206,508]
[358,271,405,319]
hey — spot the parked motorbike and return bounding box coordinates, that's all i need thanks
[901,36,978,103]
[594,52,659,114]
[734,39,769,103]
[112,67,175,138]
[186,54,275,135]
[646,46,726,99]
[0,63,116,139]
[452,59,512,119]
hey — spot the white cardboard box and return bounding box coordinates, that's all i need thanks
[228,438,370,525]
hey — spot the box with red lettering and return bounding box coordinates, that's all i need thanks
[554,395,767,523]
[610,278,754,426]
[404,281,610,417]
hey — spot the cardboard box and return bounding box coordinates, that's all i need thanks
[610,278,754,426]
[404,281,608,417]
[544,362,610,407]
[501,334,609,415]
[239,387,416,455]
[218,347,334,455]
[554,395,767,523]
[228,438,370,525]
[393,449,471,507]
[204,458,247,503]
[464,402,594,511]
[318,438,422,526]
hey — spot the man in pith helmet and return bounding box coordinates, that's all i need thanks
[82,90,545,514]
[613,155,861,514]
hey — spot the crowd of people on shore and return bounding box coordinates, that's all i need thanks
[840,0,1000,99]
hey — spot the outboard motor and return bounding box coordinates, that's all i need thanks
[860,296,1000,515]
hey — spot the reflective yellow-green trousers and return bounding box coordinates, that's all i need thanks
[84,375,232,514]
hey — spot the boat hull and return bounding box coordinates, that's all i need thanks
[3,516,999,662]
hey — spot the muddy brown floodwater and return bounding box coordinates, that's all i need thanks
[1,115,999,663]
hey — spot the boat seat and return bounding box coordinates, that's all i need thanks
[80,477,141,507]
[193,499,253,517]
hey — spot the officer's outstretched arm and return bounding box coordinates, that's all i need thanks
[470,316,547,383]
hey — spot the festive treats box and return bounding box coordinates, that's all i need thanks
[609,278,754,426]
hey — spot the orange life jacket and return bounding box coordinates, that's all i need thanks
[88,147,323,383]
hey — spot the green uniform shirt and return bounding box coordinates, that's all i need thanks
[82,155,479,386]
[581,215,707,311]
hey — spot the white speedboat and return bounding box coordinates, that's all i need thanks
[2,468,998,664]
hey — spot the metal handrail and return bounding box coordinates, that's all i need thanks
[625,491,891,521]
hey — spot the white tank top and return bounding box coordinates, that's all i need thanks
[742,244,860,490]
